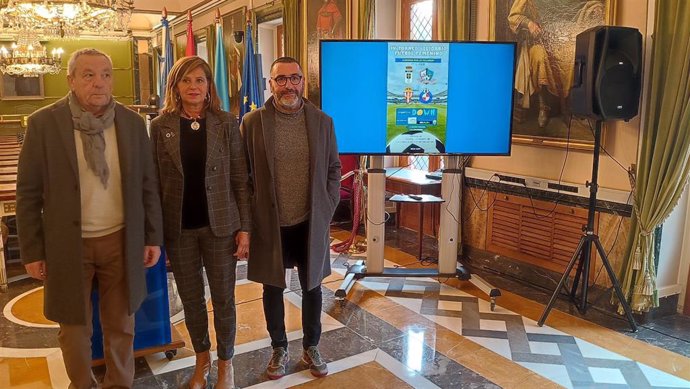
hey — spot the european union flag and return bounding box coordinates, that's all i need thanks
[240,22,263,119]
[213,20,230,112]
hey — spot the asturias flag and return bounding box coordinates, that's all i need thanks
[213,16,230,112]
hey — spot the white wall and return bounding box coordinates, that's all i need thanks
[375,0,397,39]
[257,22,278,103]
[678,187,690,310]
[657,188,688,302]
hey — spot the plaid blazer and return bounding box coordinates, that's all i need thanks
[151,110,251,241]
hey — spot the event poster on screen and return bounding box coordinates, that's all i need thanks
[386,42,449,154]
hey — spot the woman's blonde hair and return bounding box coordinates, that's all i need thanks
[160,56,223,115]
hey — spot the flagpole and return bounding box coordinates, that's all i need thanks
[239,3,263,120]
[185,10,196,56]
[160,7,172,104]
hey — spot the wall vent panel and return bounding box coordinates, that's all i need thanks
[487,192,597,275]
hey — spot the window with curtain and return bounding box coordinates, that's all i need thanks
[400,0,442,172]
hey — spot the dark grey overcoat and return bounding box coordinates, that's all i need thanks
[16,97,164,325]
[240,97,341,290]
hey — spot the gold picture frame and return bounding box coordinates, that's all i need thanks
[194,25,215,69]
[489,0,617,150]
[0,74,44,100]
[175,31,187,62]
[301,0,351,107]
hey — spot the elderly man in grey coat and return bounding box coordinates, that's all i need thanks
[240,56,340,380]
[16,48,163,389]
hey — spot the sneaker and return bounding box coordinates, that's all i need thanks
[266,347,289,380]
[301,346,328,377]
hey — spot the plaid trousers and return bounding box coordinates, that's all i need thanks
[167,226,238,360]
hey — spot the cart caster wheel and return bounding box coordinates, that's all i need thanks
[490,298,496,311]
[165,349,177,360]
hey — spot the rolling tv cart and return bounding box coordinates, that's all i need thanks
[336,156,501,310]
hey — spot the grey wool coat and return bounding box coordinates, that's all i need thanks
[150,110,251,241]
[16,97,164,325]
[240,97,341,290]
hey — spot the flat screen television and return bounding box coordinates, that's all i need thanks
[320,40,516,155]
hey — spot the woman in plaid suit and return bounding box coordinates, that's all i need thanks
[150,56,251,389]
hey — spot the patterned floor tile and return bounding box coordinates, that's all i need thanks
[339,271,690,389]
[1,236,688,388]
[291,360,415,389]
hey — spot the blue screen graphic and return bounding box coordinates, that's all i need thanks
[320,41,515,155]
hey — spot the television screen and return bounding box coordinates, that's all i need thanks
[320,40,516,155]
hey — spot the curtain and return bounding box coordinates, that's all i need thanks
[436,0,471,40]
[358,0,375,39]
[435,0,471,254]
[431,0,472,171]
[283,0,300,61]
[618,0,690,313]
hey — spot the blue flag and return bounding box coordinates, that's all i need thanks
[213,21,230,112]
[159,16,174,104]
[240,22,263,119]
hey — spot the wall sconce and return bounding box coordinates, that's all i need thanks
[233,30,244,43]
[148,94,160,108]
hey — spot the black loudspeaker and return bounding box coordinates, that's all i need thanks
[570,26,642,120]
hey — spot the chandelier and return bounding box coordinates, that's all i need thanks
[0,0,133,39]
[0,33,63,77]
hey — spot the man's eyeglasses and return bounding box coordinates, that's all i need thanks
[273,74,303,86]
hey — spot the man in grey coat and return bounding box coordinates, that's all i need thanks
[240,57,340,380]
[16,48,163,389]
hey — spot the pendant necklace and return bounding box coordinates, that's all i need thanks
[183,108,202,131]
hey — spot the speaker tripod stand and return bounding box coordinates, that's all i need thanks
[538,120,637,332]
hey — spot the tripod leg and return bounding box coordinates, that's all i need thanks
[593,238,638,332]
[570,243,586,300]
[538,236,587,326]
[579,238,593,313]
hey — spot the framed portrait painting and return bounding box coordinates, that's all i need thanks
[490,0,616,149]
[302,0,351,107]
[0,74,44,100]
[175,32,187,61]
[222,7,247,117]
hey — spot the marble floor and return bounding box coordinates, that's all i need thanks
[1,227,689,388]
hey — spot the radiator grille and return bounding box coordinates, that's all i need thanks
[487,192,597,274]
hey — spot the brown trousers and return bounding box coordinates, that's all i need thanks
[58,229,135,389]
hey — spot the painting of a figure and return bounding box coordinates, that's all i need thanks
[304,0,349,107]
[175,32,187,61]
[316,0,344,39]
[223,7,246,117]
[493,0,615,148]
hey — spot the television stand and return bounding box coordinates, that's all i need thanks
[389,193,444,262]
[335,156,501,310]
